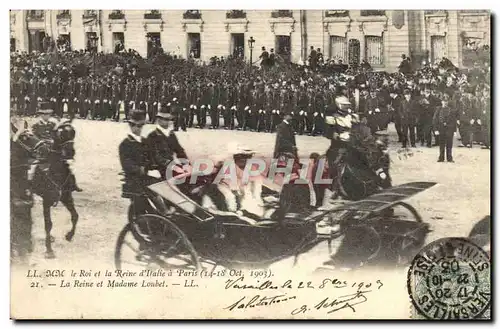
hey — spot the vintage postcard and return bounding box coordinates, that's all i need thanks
[10,9,491,320]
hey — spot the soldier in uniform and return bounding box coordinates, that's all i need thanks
[119,110,159,219]
[364,88,381,134]
[480,88,491,149]
[457,88,474,148]
[32,103,58,141]
[147,77,158,124]
[388,87,403,142]
[433,93,459,162]
[31,102,83,192]
[418,86,436,147]
[145,107,188,181]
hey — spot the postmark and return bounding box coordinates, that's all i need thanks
[407,237,490,319]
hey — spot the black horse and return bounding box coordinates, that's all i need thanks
[15,120,80,259]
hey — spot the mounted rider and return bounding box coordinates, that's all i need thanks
[324,95,391,198]
[29,102,83,192]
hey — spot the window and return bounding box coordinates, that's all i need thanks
[144,10,161,19]
[57,34,71,52]
[109,10,125,20]
[10,38,15,52]
[330,36,348,62]
[271,10,293,18]
[28,30,45,52]
[348,39,360,66]
[188,33,201,58]
[430,35,446,63]
[147,32,162,58]
[226,10,246,19]
[275,35,291,62]
[325,10,349,18]
[230,33,245,58]
[86,32,98,52]
[183,10,201,19]
[365,35,384,65]
[113,32,125,53]
[360,10,386,16]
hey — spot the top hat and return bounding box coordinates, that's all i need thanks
[128,109,146,125]
[37,101,54,114]
[156,106,174,120]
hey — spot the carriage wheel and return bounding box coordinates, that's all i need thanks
[115,214,201,271]
[379,202,428,265]
[331,224,382,267]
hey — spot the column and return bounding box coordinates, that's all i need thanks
[447,10,460,66]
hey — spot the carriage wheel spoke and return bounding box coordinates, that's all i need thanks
[145,219,152,236]
[161,238,181,257]
[171,254,195,264]
[123,240,139,253]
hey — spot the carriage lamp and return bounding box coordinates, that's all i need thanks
[248,36,255,64]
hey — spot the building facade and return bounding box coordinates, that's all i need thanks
[10,10,491,72]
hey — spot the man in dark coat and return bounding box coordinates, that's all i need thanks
[433,93,459,162]
[10,113,34,259]
[145,107,188,181]
[259,47,269,68]
[273,114,297,158]
[398,89,419,148]
[119,110,159,219]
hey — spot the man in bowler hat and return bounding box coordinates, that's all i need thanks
[145,107,188,181]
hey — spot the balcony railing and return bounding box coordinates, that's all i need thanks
[424,10,447,15]
[360,10,386,16]
[83,10,97,19]
[271,10,293,18]
[144,11,162,19]
[56,11,71,20]
[27,11,44,21]
[183,10,202,19]
[325,10,349,18]
[226,10,246,19]
[109,11,125,20]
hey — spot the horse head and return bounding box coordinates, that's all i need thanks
[52,119,76,160]
[12,127,51,161]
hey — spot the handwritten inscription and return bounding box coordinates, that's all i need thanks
[225,276,383,291]
[225,294,297,311]
[291,290,371,315]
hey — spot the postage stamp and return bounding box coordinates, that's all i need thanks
[407,237,491,319]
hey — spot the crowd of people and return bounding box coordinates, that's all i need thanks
[10,46,491,151]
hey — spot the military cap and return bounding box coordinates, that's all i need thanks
[37,101,54,114]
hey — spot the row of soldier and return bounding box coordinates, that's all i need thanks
[11,75,491,148]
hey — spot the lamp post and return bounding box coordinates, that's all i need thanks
[248,36,255,65]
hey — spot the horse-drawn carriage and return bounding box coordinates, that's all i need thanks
[114,160,436,271]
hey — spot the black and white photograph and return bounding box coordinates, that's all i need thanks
[9,9,491,320]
